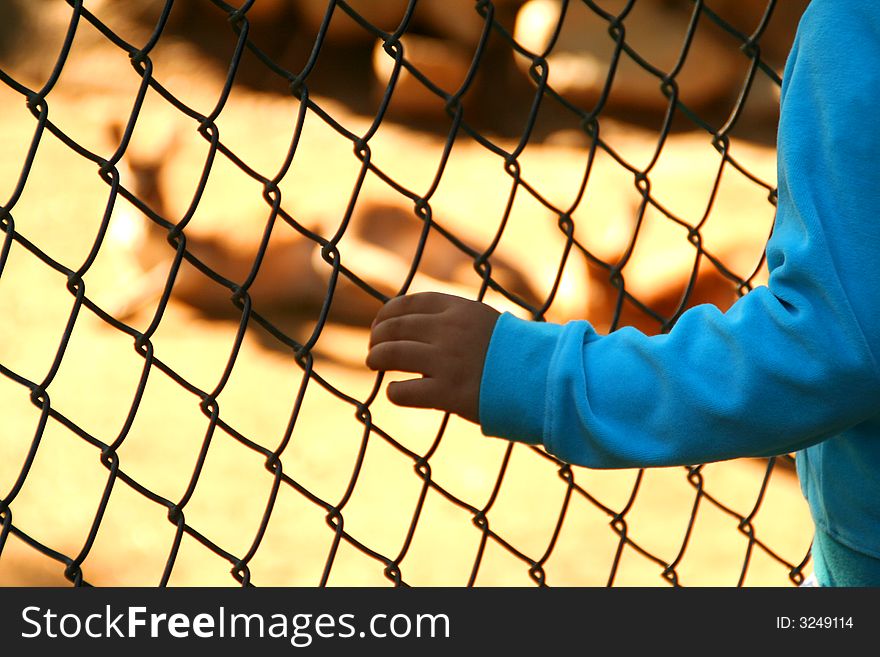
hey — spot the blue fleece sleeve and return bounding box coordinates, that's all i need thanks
[479,0,880,469]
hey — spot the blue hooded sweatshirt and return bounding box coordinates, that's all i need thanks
[478,0,880,584]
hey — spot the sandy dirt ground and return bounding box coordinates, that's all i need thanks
[0,38,812,587]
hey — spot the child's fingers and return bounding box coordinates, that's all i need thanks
[372,292,459,326]
[386,377,446,410]
[369,313,438,348]
[365,340,440,375]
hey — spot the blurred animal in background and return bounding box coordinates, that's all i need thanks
[104,122,543,329]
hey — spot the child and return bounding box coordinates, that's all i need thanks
[366,0,880,586]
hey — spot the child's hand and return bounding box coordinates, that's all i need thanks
[366,292,501,424]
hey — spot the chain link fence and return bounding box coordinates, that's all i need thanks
[0,0,812,586]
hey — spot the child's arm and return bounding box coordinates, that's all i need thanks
[367,1,880,468]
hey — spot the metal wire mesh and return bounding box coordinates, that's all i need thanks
[0,0,812,586]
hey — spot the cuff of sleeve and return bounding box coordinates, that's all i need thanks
[479,312,561,445]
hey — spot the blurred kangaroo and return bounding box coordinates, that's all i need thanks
[106,123,542,327]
